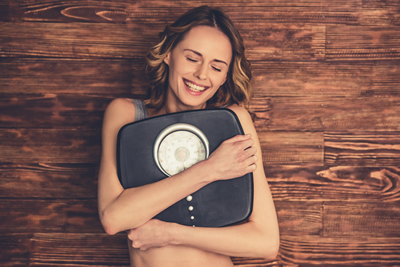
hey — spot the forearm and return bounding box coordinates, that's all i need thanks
[169,220,279,259]
[100,160,212,234]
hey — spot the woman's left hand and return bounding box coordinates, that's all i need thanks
[127,219,175,250]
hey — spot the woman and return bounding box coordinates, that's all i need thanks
[98,6,279,267]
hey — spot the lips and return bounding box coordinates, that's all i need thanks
[183,79,209,93]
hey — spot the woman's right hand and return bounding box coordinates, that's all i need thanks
[205,134,257,182]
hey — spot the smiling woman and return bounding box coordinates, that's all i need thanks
[145,5,252,112]
[163,26,232,109]
[97,5,279,267]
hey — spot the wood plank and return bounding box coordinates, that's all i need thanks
[360,0,400,26]
[267,166,400,202]
[251,60,400,97]
[4,0,397,27]
[0,22,157,59]
[0,94,104,128]
[257,131,324,166]
[30,233,130,266]
[0,58,147,95]
[0,93,112,128]
[326,25,400,60]
[323,202,400,237]
[251,96,400,131]
[325,132,400,166]
[0,234,31,267]
[2,0,361,23]
[274,201,322,235]
[12,1,130,23]
[0,128,100,163]
[239,24,325,61]
[279,235,400,265]
[0,162,98,198]
[0,199,103,233]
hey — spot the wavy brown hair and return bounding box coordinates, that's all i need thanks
[145,5,252,111]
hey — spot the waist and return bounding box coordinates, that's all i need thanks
[128,240,234,267]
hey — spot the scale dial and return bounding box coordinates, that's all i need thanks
[154,123,209,177]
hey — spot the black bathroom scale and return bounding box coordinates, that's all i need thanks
[117,108,253,227]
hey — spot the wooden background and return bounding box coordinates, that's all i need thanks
[1,0,399,266]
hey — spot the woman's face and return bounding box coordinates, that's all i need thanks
[164,26,232,111]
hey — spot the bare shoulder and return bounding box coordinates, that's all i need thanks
[226,104,254,133]
[103,98,137,129]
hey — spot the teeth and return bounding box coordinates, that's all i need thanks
[184,80,206,92]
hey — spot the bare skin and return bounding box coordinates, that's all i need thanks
[98,26,279,266]
[128,243,234,267]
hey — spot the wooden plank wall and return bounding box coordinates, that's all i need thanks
[1,0,399,266]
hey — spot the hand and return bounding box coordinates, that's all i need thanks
[127,219,174,250]
[206,134,257,181]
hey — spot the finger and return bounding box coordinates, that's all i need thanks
[239,138,255,151]
[245,161,257,173]
[244,154,257,166]
[244,146,257,158]
[132,240,141,248]
[224,134,251,144]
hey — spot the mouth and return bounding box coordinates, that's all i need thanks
[183,79,208,93]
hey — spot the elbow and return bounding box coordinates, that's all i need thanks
[259,234,280,260]
[249,229,279,260]
[99,208,119,236]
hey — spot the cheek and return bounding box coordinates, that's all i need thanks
[211,73,227,87]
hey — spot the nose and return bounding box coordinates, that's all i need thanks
[194,63,208,80]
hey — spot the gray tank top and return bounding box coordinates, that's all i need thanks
[133,99,148,121]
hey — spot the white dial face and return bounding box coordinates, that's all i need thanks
[158,130,206,176]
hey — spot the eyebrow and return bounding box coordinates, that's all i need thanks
[184,49,228,66]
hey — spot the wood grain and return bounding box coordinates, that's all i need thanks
[251,96,400,132]
[279,235,400,266]
[325,132,400,166]
[274,201,322,235]
[251,60,400,97]
[0,22,157,59]
[0,162,98,198]
[0,94,109,128]
[323,202,400,237]
[326,25,400,60]
[266,166,400,202]
[0,199,102,233]
[257,131,324,166]
[0,234,31,267]
[0,58,146,95]
[0,128,100,163]
[30,233,130,266]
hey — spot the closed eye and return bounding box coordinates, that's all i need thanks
[212,66,221,72]
[187,57,198,62]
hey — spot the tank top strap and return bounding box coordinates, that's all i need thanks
[132,99,148,121]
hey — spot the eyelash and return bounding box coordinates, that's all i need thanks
[187,57,198,62]
[187,57,222,72]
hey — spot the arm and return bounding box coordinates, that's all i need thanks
[127,105,280,259]
[98,99,257,235]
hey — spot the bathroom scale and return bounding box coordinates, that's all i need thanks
[117,108,253,227]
